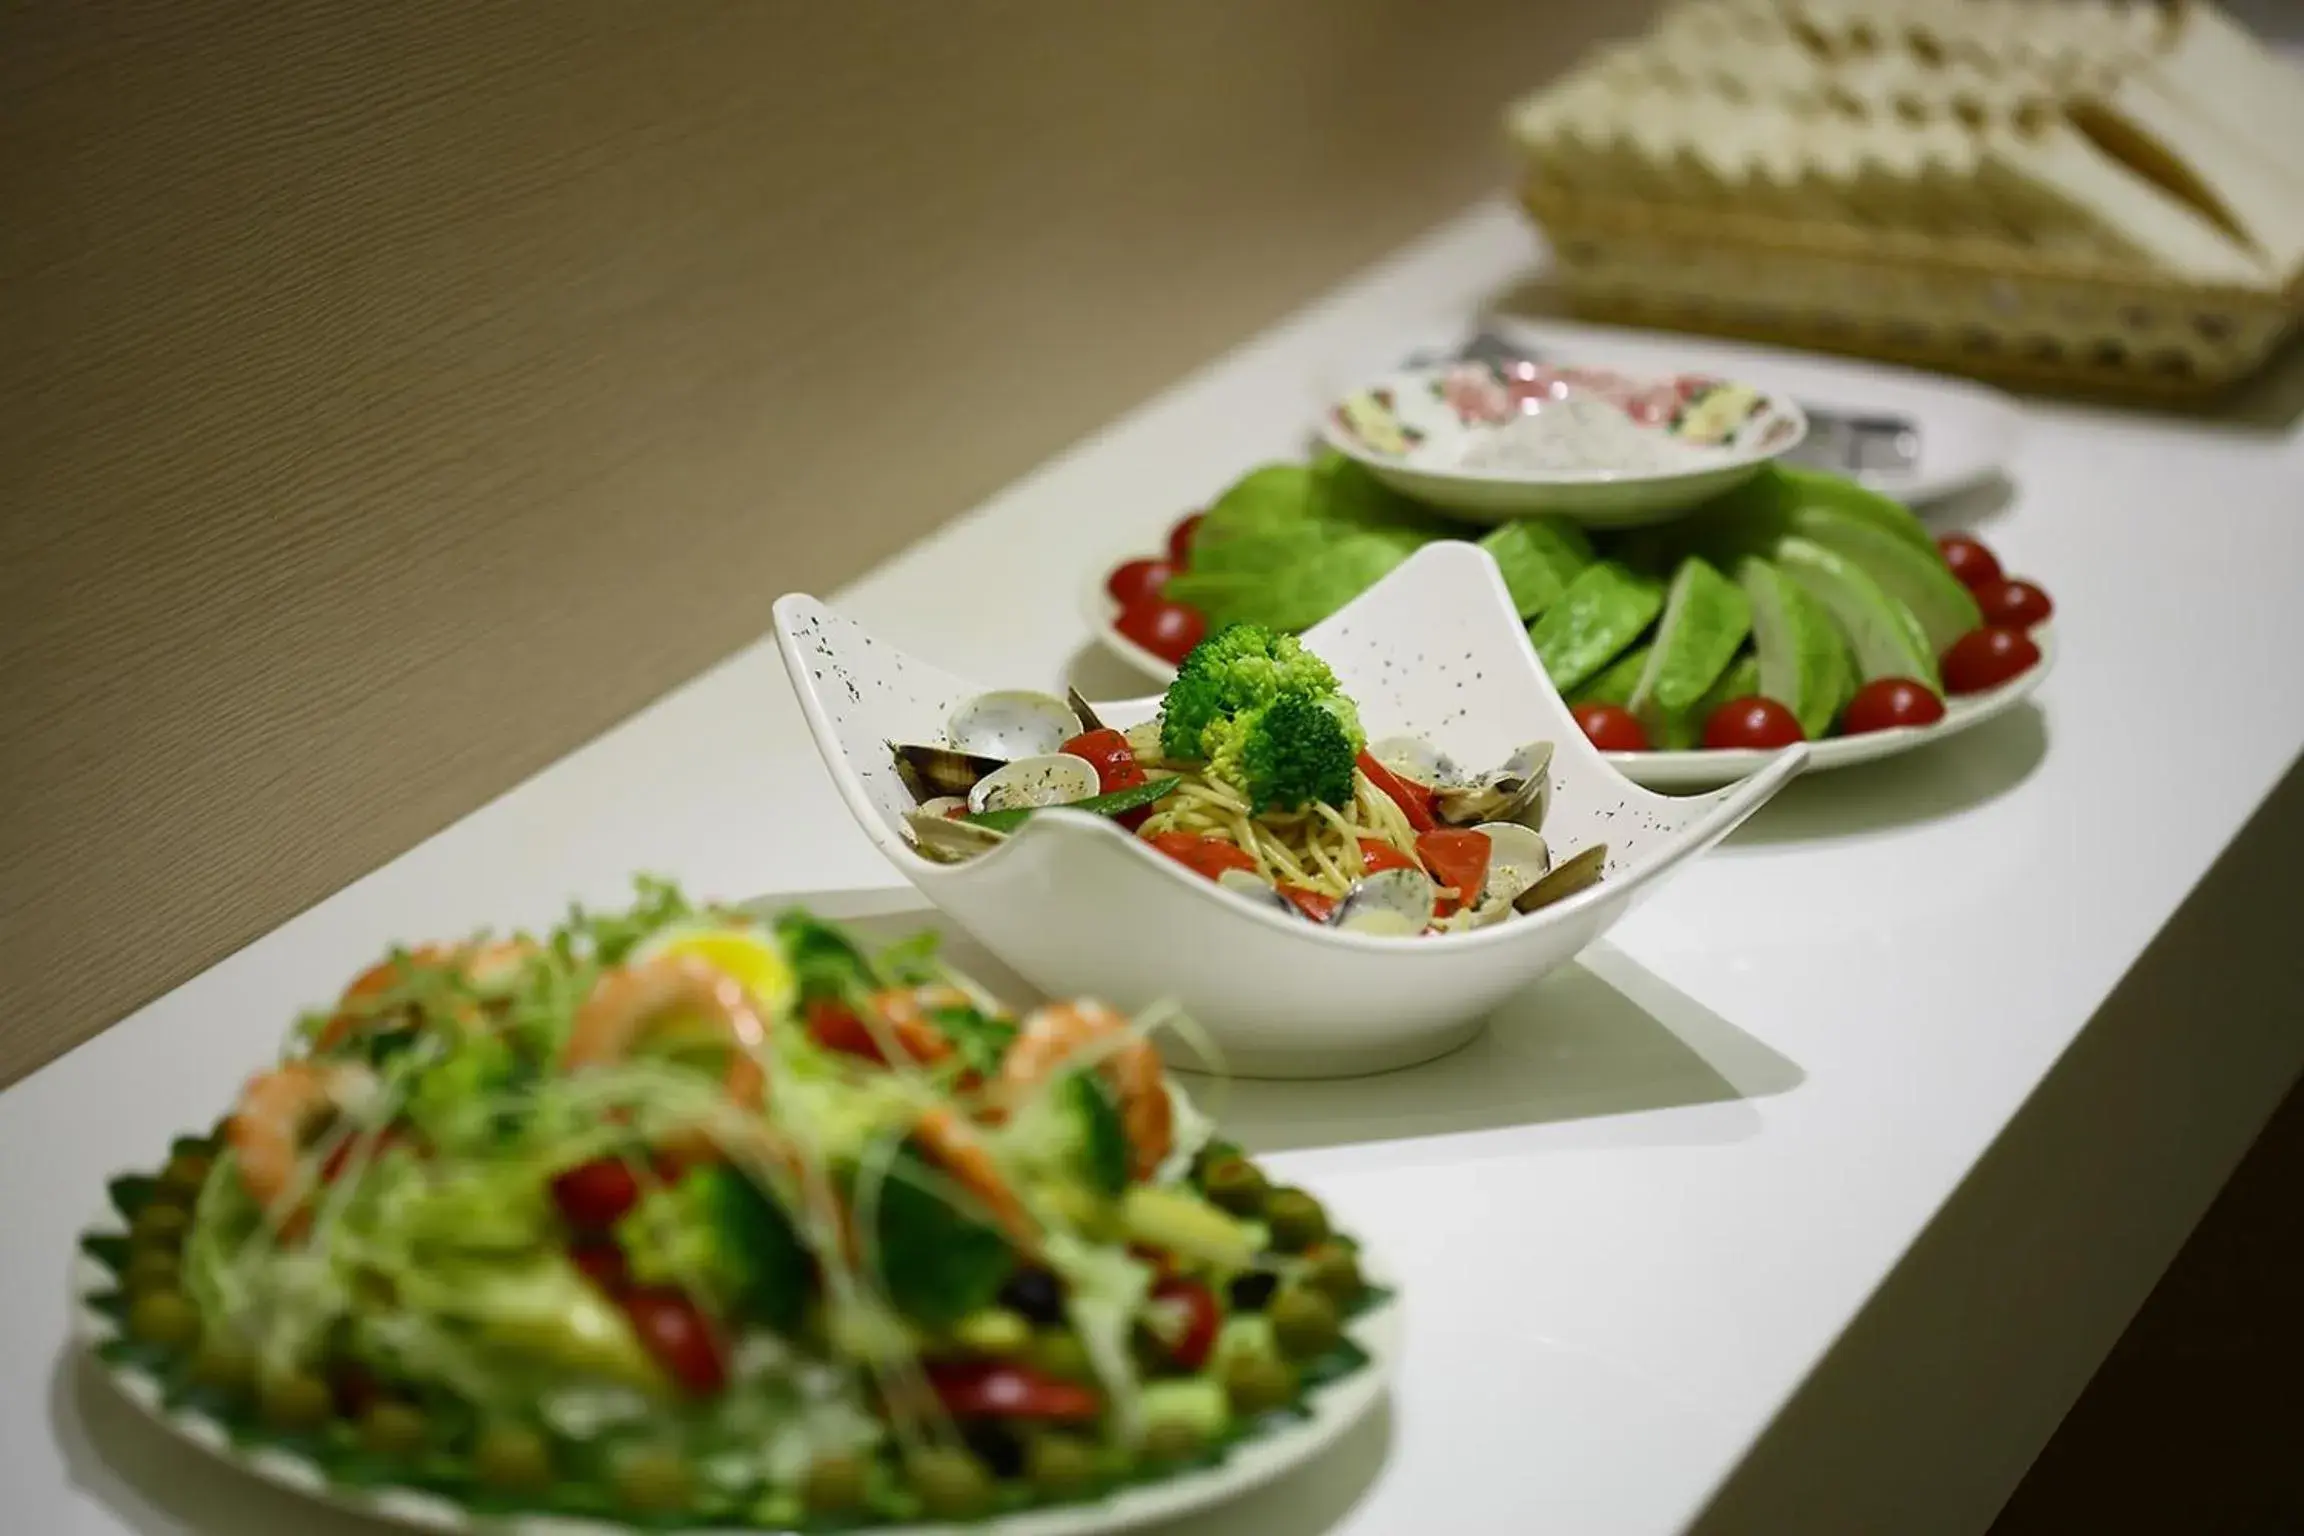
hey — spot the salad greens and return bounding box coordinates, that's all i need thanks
[82,883,1387,1530]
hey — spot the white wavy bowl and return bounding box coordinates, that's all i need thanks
[73,1246,1399,1536]
[775,544,1804,1078]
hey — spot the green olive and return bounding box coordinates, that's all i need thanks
[1141,1417,1205,1464]
[127,1290,201,1351]
[1303,1242,1364,1306]
[159,1151,215,1202]
[1028,1329,1095,1383]
[361,1402,429,1459]
[129,1201,192,1250]
[258,1370,335,1433]
[613,1445,691,1513]
[907,1446,990,1520]
[1200,1156,1267,1216]
[801,1452,870,1514]
[124,1246,182,1294]
[1026,1433,1100,1497]
[472,1424,553,1491]
[1269,1286,1342,1361]
[1221,1352,1297,1417]
[950,1307,1031,1356]
[1262,1188,1328,1253]
[189,1334,256,1396]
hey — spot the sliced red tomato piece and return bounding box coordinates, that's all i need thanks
[569,1239,630,1293]
[620,1286,730,1396]
[550,1156,642,1230]
[1416,828,1492,916]
[1060,729,1147,794]
[1355,752,1438,833]
[1147,1278,1221,1371]
[1148,831,1259,881]
[1277,884,1338,923]
[926,1360,1102,1422]
[1358,838,1418,876]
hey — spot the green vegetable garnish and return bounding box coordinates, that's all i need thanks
[866,1144,1014,1327]
[1157,622,1341,761]
[962,775,1181,833]
[1203,690,1362,813]
[615,1164,812,1332]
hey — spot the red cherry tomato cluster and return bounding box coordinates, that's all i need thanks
[1565,531,2051,755]
[1105,512,1214,665]
[1936,532,2051,698]
[548,1155,731,1395]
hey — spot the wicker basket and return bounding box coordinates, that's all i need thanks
[1522,185,2303,400]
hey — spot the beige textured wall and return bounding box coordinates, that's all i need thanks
[0,1,1642,1082]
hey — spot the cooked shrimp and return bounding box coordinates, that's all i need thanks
[863,983,975,1066]
[562,955,768,1113]
[999,1000,1173,1181]
[913,1104,1036,1248]
[227,1060,376,1218]
[320,938,536,1050]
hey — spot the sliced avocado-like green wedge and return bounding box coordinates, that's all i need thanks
[1771,536,1939,691]
[1572,644,1652,709]
[1736,556,1854,740]
[1628,557,1753,735]
[1526,560,1667,694]
[1658,650,1761,750]
[1788,506,1981,655]
[1478,517,1595,620]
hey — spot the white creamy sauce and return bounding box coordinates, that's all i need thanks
[1456,394,1715,475]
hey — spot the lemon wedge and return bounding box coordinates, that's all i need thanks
[637,922,797,1021]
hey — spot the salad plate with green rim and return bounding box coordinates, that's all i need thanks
[72,884,1397,1534]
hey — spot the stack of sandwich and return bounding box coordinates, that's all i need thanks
[1511,0,2304,292]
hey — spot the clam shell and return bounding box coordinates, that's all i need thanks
[1469,821,1551,906]
[891,743,1005,804]
[904,808,1005,864]
[1512,842,1605,914]
[1328,866,1437,937]
[947,691,1083,760]
[1366,734,1460,787]
[1435,741,1554,831]
[967,753,1101,814]
[1067,688,1108,735]
[1216,867,1299,916]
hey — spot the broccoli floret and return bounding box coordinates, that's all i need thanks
[865,1144,1014,1328]
[1158,624,1340,760]
[1204,691,1364,813]
[1001,1071,1130,1199]
[616,1165,811,1332]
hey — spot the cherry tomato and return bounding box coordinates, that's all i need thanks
[1974,578,2053,631]
[1148,831,1259,881]
[1701,697,1805,751]
[1147,1278,1221,1371]
[1106,558,1174,609]
[805,996,951,1069]
[1060,729,1147,794]
[1355,751,1438,832]
[926,1360,1102,1422]
[1358,838,1418,876]
[1840,678,1947,736]
[1941,626,2040,694]
[1416,828,1493,916]
[550,1157,641,1230]
[620,1286,729,1396]
[1115,599,1207,666]
[1937,535,2002,591]
[1573,703,1650,753]
[569,1240,629,1293]
[1277,884,1338,923]
[1167,513,1206,565]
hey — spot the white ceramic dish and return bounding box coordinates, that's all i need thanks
[1321,317,2023,507]
[777,543,1804,1078]
[1318,358,1806,527]
[73,1241,1399,1536]
[1079,561,2051,795]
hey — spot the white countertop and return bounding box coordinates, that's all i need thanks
[6,199,2302,1536]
